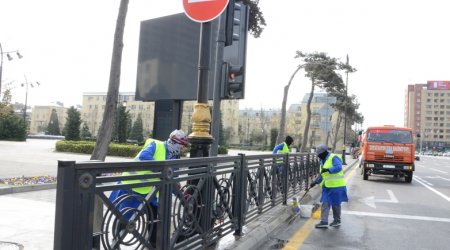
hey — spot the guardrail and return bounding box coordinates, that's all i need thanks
[54,153,319,250]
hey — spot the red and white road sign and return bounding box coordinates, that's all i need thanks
[183,0,229,23]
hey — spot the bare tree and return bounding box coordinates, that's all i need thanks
[91,0,129,161]
[276,63,305,144]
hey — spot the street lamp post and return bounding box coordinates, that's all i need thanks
[0,42,23,96]
[21,75,40,123]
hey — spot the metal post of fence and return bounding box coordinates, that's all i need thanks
[271,160,277,206]
[54,160,76,250]
[234,154,246,236]
[306,154,311,188]
[282,154,289,205]
[257,158,264,213]
[158,167,173,250]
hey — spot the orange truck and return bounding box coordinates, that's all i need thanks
[359,125,415,183]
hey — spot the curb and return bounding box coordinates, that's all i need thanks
[0,183,56,195]
[233,205,293,250]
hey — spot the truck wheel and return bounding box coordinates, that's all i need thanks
[363,169,368,180]
[405,172,413,183]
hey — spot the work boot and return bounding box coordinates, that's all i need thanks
[315,221,328,228]
[329,220,341,227]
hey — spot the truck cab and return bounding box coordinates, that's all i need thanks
[360,125,415,183]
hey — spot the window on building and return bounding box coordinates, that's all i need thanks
[426,105,432,109]
[441,105,445,109]
[440,123,444,127]
[441,93,445,97]
[425,122,432,127]
[434,93,439,97]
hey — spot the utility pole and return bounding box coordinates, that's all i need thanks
[342,54,349,165]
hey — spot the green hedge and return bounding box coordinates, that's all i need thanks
[55,140,141,157]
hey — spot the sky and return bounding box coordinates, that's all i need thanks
[1,0,450,129]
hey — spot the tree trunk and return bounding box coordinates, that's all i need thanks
[332,111,342,152]
[300,79,315,152]
[91,0,129,161]
[276,64,303,145]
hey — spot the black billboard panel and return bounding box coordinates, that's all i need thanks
[135,13,216,101]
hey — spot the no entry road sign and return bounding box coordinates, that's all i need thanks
[183,0,229,23]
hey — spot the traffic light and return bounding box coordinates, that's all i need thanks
[222,1,248,99]
[222,63,244,97]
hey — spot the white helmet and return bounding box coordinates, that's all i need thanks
[169,129,188,146]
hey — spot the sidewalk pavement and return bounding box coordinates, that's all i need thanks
[0,152,357,250]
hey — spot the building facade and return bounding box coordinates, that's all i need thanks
[81,92,240,144]
[287,92,341,150]
[405,81,450,151]
[29,103,68,135]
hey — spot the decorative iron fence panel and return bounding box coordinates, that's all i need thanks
[54,153,318,250]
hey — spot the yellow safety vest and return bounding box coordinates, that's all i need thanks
[275,142,290,163]
[319,153,346,188]
[277,142,290,154]
[122,139,166,194]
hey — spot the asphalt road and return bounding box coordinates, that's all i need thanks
[259,155,450,250]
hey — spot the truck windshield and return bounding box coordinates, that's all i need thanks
[367,129,412,143]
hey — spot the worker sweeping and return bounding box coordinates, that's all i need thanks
[310,144,348,228]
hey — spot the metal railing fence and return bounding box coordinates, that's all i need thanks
[54,153,319,250]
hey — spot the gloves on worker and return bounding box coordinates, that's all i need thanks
[321,168,330,174]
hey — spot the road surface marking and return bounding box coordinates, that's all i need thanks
[415,175,433,186]
[342,210,450,223]
[429,168,448,174]
[425,176,450,181]
[414,176,450,203]
[359,189,398,208]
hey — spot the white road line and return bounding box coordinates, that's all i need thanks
[429,168,448,174]
[342,210,450,223]
[414,176,450,203]
[415,175,433,186]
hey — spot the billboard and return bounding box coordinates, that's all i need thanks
[135,13,217,101]
[427,81,450,90]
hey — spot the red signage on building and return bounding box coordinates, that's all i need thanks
[427,80,450,90]
[183,0,229,23]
